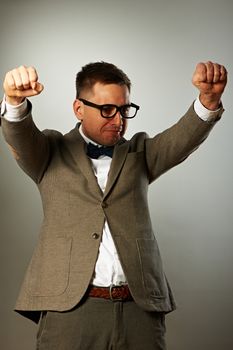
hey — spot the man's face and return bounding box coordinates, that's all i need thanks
[73,82,130,146]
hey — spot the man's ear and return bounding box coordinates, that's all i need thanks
[73,99,84,121]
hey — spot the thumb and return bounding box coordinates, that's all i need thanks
[31,81,44,93]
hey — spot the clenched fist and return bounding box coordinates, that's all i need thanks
[192,61,227,110]
[3,66,44,105]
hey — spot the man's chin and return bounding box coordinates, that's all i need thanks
[102,133,123,146]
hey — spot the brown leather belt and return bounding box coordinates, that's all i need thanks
[88,284,133,301]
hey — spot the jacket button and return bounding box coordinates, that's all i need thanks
[101,202,107,208]
[92,233,100,240]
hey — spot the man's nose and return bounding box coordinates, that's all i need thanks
[113,111,123,126]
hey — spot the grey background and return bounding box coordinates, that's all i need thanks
[0,0,232,349]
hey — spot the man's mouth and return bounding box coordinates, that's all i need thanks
[105,126,122,133]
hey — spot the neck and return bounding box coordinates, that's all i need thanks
[79,124,101,146]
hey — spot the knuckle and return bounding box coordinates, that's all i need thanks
[28,66,37,76]
[5,72,12,81]
[9,82,15,88]
[19,64,26,70]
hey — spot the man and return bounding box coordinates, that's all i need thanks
[1,61,227,349]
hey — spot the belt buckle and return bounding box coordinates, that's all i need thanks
[109,284,123,301]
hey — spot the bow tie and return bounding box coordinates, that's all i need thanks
[86,142,114,159]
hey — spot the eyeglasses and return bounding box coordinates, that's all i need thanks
[79,98,140,119]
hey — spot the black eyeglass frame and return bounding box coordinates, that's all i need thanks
[78,98,140,119]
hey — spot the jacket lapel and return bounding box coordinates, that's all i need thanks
[103,139,129,200]
[65,124,103,199]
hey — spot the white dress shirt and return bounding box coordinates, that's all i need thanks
[1,96,222,287]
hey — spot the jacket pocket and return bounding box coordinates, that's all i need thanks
[27,237,72,297]
[136,238,167,298]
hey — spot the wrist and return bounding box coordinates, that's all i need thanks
[6,95,25,106]
[199,93,221,111]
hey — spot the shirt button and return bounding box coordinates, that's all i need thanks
[92,233,100,240]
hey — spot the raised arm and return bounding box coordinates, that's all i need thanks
[1,66,50,183]
[145,61,227,182]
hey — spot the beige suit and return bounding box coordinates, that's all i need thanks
[1,102,223,323]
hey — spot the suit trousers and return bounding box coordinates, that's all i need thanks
[36,297,167,350]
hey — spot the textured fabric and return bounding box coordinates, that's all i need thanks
[36,298,166,350]
[0,102,224,323]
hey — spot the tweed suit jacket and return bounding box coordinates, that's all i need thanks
[1,102,223,323]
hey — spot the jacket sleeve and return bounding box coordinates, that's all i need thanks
[1,102,51,184]
[144,102,224,183]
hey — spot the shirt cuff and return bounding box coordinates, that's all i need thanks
[1,95,29,122]
[194,96,222,122]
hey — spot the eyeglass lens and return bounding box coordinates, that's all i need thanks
[102,105,137,118]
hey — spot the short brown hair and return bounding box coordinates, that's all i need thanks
[75,61,131,98]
